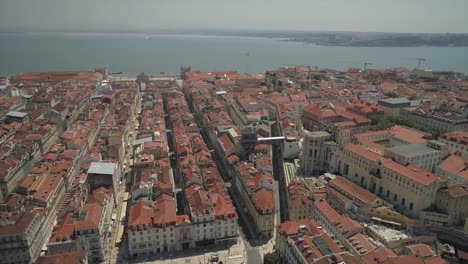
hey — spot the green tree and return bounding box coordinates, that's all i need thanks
[136,72,150,85]
[264,252,281,264]
[379,115,442,139]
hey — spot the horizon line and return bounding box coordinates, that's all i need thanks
[1,27,468,35]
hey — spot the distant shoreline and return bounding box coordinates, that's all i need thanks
[1,29,468,47]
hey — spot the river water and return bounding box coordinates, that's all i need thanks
[1,32,467,76]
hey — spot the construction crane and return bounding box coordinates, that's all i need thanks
[416,58,426,70]
[364,62,373,71]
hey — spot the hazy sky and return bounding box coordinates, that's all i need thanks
[1,0,467,33]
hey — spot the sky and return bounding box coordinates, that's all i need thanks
[0,0,467,33]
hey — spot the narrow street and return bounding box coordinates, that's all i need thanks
[243,236,262,264]
[106,93,142,263]
[270,121,289,223]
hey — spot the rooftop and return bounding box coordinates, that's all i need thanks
[384,162,441,186]
[88,162,116,175]
[440,130,468,145]
[406,244,434,258]
[444,184,468,198]
[6,111,28,118]
[329,176,381,205]
[304,130,332,138]
[36,251,87,264]
[378,97,410,105]
[347,233,377,255]
[368,224,409,242]
[437,154,468,180]
[314,199,342,224]
[386,143,438,158]
[345,143,389,162]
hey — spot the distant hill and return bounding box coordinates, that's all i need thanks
[201,30,468,47]
[4,28,467,47]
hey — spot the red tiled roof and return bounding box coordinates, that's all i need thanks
[406,244,434,258]
[445,184,468,198]
[329,176,380,205]
[218,133,235,152]
[347,233,376,255]
[75,203,103,231]
[0,212,37,236]
[441,130,468,145]
[280,219,324,237]
[438,154,468,180]
[128,197,177,230]
[345,143,388,162]
[362,245,398,264]
[384,162,441,186]
[36,251,87,264]
[337,216,363,234]
[314,199,341,223]
[48,213,76,243]
[251,188,275,212]
[288,180,314,208]
[32,174,63,204]
[390,125,431,143]
[294,233,345,263]
[212,193,238,220]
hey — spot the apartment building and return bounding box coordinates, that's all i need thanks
[401,107,468,131]
[439,130,468,158]
[0,142,41,202]
[47,187,113,264]
[344,233,397,261]
[128,86,238,258]
[36,251,88,264]
[313,199,363,240]
[128,198,179,257]
[276,219,359,264]
[436,153,468,185]
[377,98,410,117]
[435,184,468,226]
[86,162,120,203]
[0,212,48,264]
[340,143,445,218]
[327,176,386,216]
[354,125,431,156]
[287,180,314,222]
[300,130,332,176]
[233,162,275,237]
[74,203,108,263]
[384,140,449,172]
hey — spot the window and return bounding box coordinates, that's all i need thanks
[394,194,397,202]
